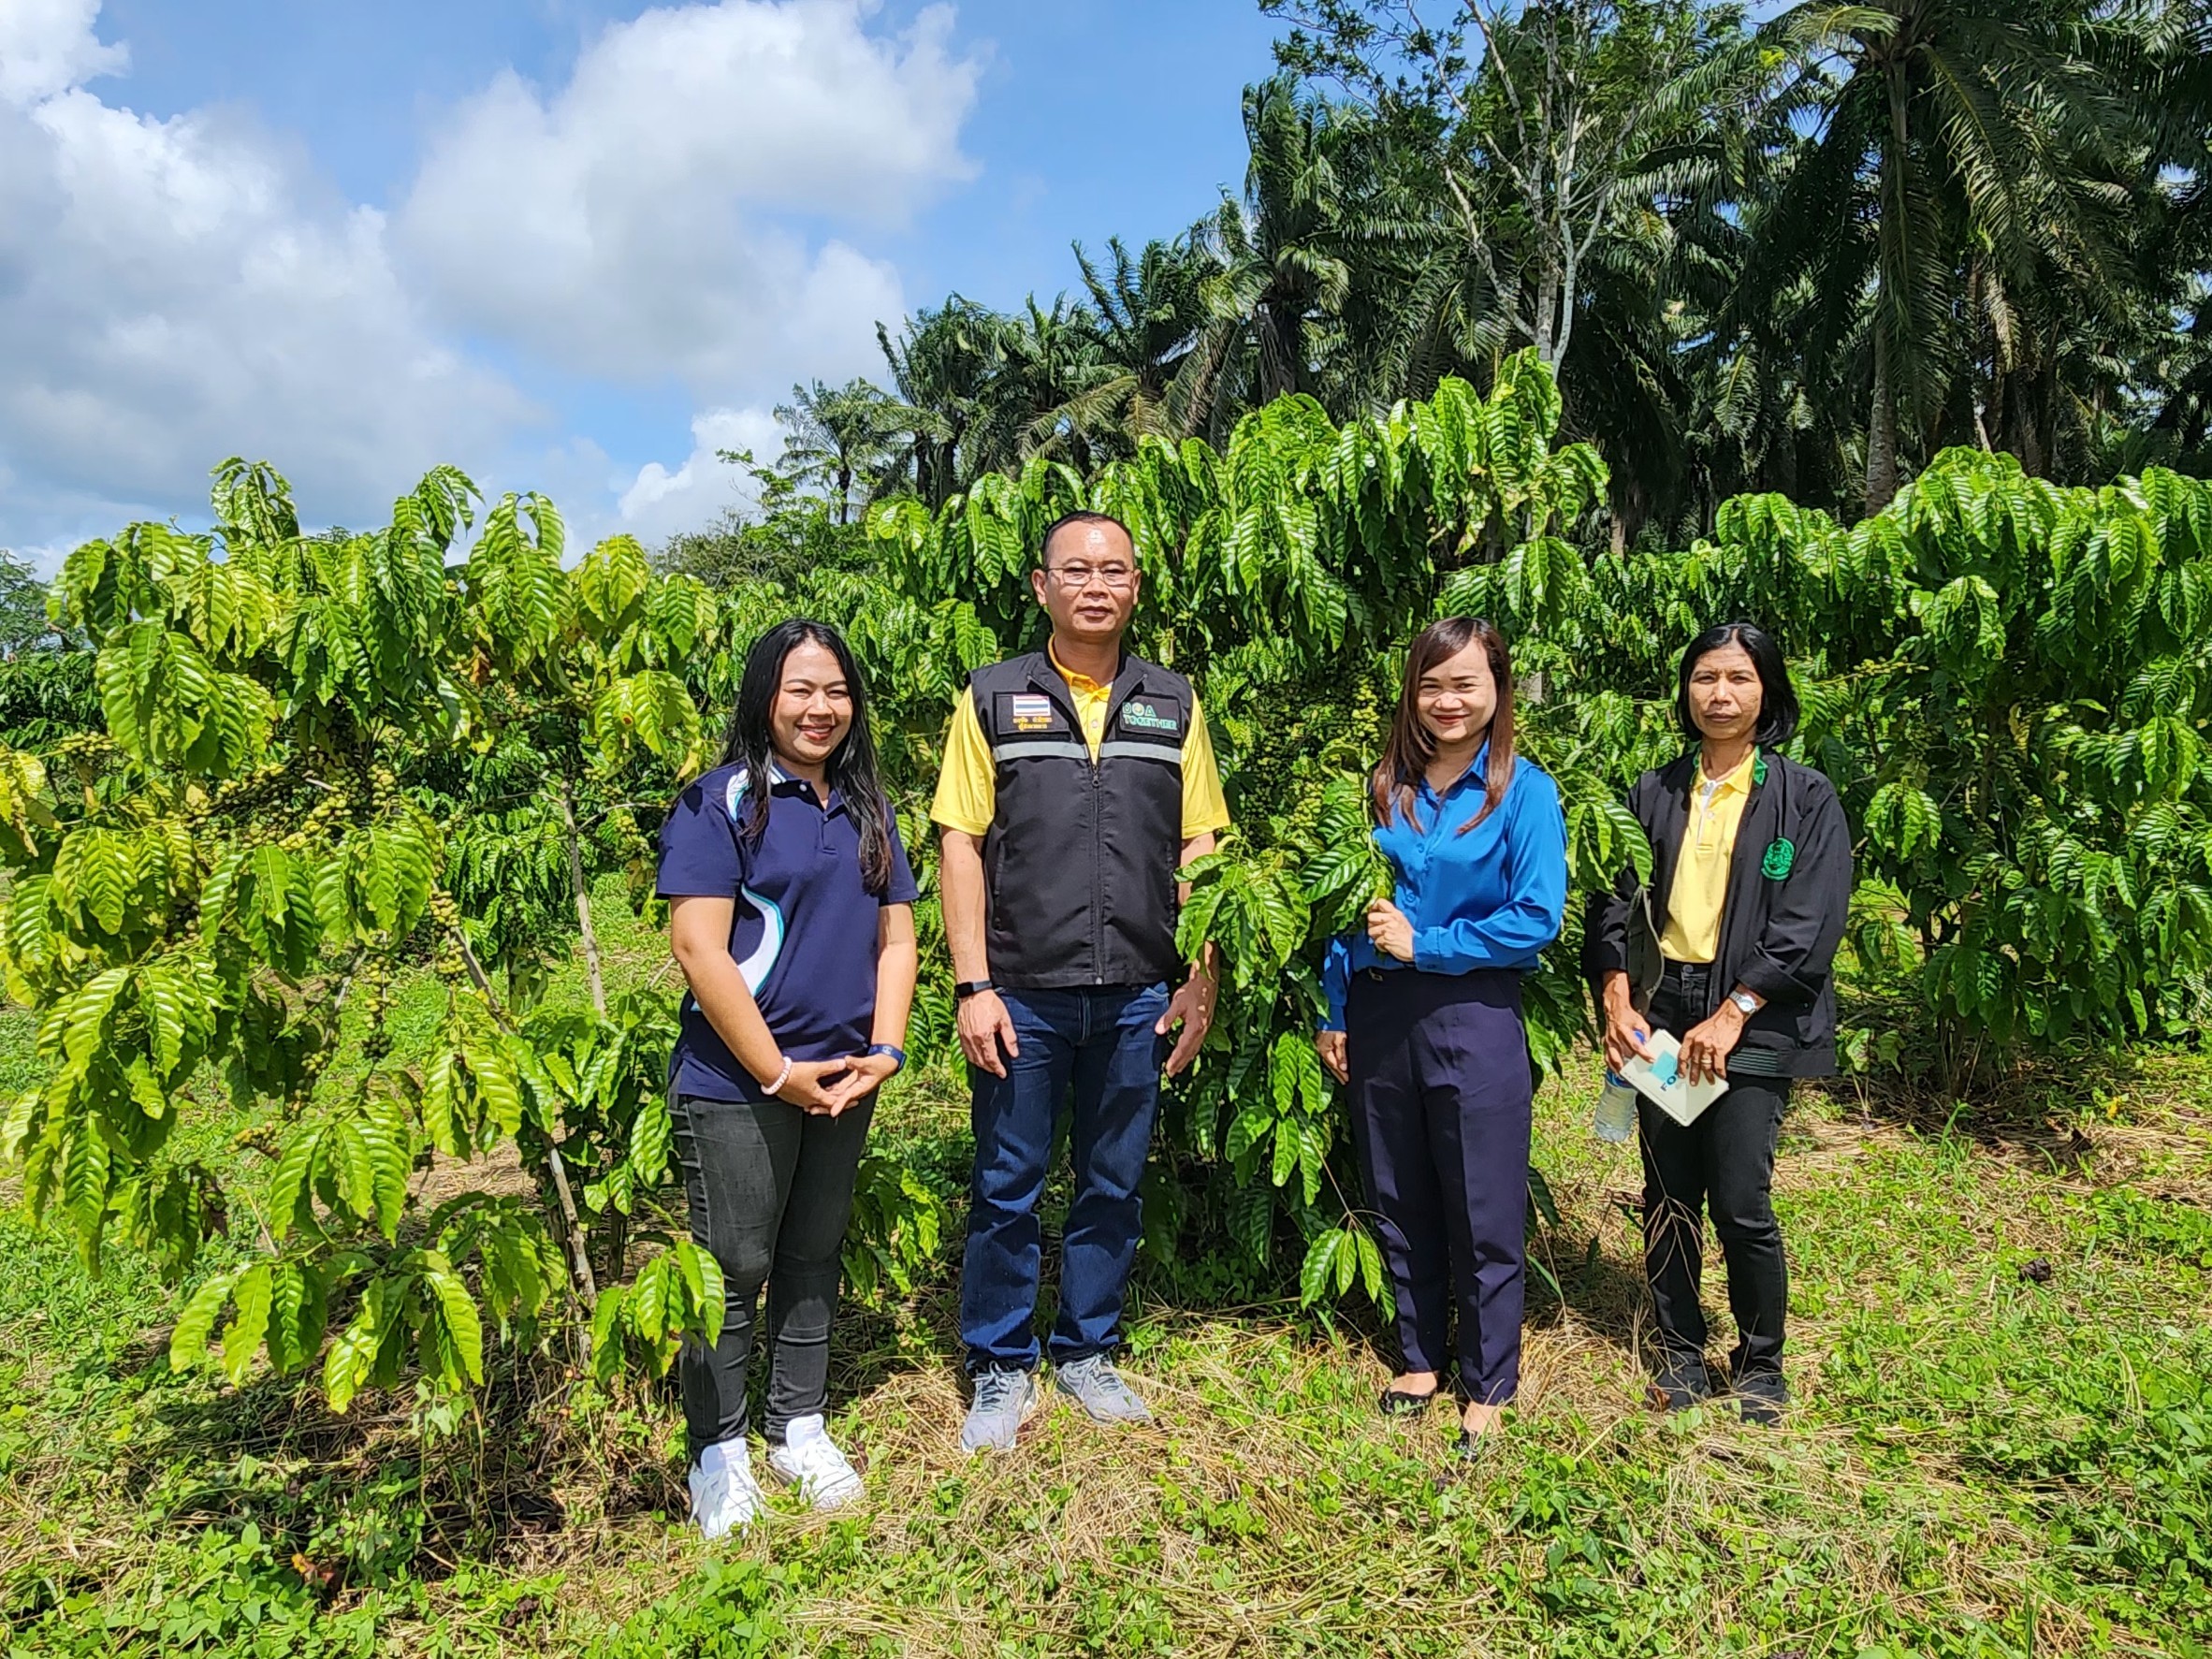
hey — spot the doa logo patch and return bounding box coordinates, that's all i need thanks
[1119,699,1181,735]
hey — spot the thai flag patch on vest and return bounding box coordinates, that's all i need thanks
[1010,693,1055,733]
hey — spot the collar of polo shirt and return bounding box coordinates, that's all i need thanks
[1047,640,1118,696]
[764,760,844,813]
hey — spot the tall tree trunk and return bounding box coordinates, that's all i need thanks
[1868,55,1910,516]
[2024,358,2053,478]
[1867,323,1901,516]
[1772,414,1798,504]
[1535,267,1564,371]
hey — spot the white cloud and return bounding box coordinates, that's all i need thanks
[611,405,780,547]
[397,0,979,391]
[0,7,529,552]
[0,0,125,106]
[0,1,982,557]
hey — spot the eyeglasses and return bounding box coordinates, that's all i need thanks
[1042,563,1136,589]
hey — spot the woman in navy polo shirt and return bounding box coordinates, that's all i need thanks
[1315,617,1566,1455]
[660,618,919,1538]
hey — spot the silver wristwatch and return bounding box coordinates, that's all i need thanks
[1729,989,1759,1016]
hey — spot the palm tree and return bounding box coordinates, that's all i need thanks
[772,378,903,525]
[970,295,1122,473]
[874,299,1005,509]
[1073,234,1216,439]
[1187,79,1358,429]
[1746,0,2163,512]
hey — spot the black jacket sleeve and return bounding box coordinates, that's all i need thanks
[1735,767,1852,1008]
[1581,771,1651,989]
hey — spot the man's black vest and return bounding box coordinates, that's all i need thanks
[971,650,1193,989]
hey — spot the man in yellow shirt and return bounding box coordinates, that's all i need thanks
[934,510,1228,1453]
[933,646,1231,844]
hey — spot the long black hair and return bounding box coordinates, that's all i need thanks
[720,618,894,894]
[1676,620,1800,747]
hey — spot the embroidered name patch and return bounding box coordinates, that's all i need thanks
[1119,699,1181,735]
[1009,693,1055,733]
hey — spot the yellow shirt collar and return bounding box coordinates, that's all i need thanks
[1048,641,1113,698]
[1698,749,1757,795]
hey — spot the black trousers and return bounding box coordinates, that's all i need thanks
[1638,966,1790,1380]
[672,1092,875,1457]
[1346,968,1533,1405]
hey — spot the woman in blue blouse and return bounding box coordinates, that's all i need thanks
[1317,617,1567,1451]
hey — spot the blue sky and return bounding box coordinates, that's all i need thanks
[0,0,1286,560]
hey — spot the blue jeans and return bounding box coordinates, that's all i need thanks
[960,982,1170,1373]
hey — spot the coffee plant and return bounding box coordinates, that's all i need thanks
[1454,450,2212,1089]
[8,349,2212,1401]
[861,355,2212,1310]
[864,352,1625,1303]
[0,461,931,1413]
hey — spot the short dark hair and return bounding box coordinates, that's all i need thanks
[1039,510,1133,567]
[1676,620,1800,747]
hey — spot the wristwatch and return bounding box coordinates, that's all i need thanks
[954,979,995,1000]
[1728,989,1759,1016]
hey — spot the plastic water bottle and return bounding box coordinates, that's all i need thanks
[1594,1072,1640,1143]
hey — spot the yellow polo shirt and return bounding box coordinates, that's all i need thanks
[932,647,1231,840]
[1657,750,1756,965]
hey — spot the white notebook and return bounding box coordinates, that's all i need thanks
[1619,1029,1729,1127]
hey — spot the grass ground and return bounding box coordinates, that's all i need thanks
[2,893,2209,1656]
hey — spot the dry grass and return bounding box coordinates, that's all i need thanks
[372,1084,2210,1654]
[5,1037,2210,1655]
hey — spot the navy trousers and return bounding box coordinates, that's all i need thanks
[1346,968,1533,1404]
[959,982,1171,1374]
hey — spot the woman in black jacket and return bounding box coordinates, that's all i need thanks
[1583,622,1850,1423]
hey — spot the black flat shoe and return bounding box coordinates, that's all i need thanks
[1733,1370,1788,1426]
[1378,1385,1441,1418]
[1647,1355,1712,1413]
[1452,1427,1499,1462]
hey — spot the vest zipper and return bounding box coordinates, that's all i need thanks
[1091,748,1105,983]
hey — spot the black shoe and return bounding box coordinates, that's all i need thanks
[1378,1384,1442,1418]
[1733,1370,1787,1426]
[1647,1354,1711,1412]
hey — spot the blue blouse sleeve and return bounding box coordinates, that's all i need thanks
[1319,933,1353,1033]
[1409,771,1568,973]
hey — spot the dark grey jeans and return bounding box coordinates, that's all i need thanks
[672,1093,874,1458]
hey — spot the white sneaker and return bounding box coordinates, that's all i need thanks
[765,1414,865,1510]
[688,1438,764,1539]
